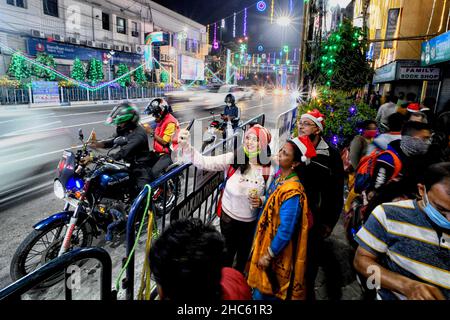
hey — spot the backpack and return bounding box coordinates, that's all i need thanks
[354,148,402,194]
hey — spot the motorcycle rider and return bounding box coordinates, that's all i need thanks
[144,98,180,180]
[86,102,152,241]
[222,94,240,129]
[88,102,152,191]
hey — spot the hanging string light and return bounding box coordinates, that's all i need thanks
[206,25,210,45]
[233,12,236,38]
[270,0,275,23]
[213,22,219,49]
[243,8,248,37]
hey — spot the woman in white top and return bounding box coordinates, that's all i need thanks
[178,124,274,273]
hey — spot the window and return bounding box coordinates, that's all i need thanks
[116,17,126,34]
[43,0,58,17]
[131,21,138,37]
[7,0,26,8]
[102,12,110,31]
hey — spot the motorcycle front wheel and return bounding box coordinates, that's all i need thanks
[10,219,93,289]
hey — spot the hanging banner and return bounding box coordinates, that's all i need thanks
[144,45,153,71]
[384,8,400,49]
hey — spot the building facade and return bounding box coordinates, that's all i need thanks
[354,0,449,113]
[0,0,207,83]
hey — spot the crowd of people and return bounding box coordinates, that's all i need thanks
[148,90,449,301]
[90,91,449,301]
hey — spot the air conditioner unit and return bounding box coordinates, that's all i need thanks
[123,45,131,52]
[69,37,80,45]
[134,45,144,54]
[52,34,64,42]
[101,43,111,49]
[131,31,139,37]
[31,29,45,38]
[86,40,96,47]
[113,45,122,51]
[80,40,87,45]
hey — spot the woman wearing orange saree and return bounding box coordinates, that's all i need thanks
[247,136,316,300]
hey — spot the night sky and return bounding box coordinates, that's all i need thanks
[152,0,304,54]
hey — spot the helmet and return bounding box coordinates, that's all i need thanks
[145,98,169,118]
[105,102,139,126]
[224,94,235,104]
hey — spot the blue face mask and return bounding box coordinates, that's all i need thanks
[423,187,450,230]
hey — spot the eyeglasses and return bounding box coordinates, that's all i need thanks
[298,121,316,128]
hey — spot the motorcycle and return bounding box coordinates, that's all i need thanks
[201,112,242,153]
[10,129,181,288]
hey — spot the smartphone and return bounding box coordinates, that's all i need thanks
[186,119,195,131]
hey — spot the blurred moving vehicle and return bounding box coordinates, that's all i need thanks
[163,87,207,104]
[188,84,253,106]
[0,111,71,206]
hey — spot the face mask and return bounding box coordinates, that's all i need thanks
[363,130,378,139]
[423,187,450,229]
[400,135,431,156]
[243,146,260,159]
[226,102,232,107]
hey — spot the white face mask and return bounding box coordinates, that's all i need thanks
[226,102,232,107]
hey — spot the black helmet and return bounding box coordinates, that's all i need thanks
[225,94,235,104]
[105,102,139,126]
[145,98,169,118]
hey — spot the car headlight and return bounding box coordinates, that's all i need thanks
[53,179,65,199]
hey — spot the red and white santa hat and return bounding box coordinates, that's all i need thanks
[289,136,317,163]
[300,109,325,132]
[245,124,272,150]
[407,103,421,113]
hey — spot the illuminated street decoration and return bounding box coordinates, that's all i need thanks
[270,0,275,23]
[233,12,236,38]
[256,1,267,12]
[243,8,248,37]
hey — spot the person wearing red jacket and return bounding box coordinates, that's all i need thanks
[144,98,180,180]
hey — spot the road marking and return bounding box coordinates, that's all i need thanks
[1,144,84,165]
[0,113,56,124]
[2,121,62,137]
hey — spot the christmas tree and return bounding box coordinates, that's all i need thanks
[134,66,146,86]
[307,19,374,92]
[87,58,104,84]
[33,53,57,80]
[116,64,131,87]
[71,58,85,82]
[7,52,31,82]
[160,70,169,83]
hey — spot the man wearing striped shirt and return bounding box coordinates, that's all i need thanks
[354,162,450,300]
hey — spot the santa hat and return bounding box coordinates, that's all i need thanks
[407,103,421,113]
[245,124,272,150]
[289,136,317,163]
[301,109,325,132]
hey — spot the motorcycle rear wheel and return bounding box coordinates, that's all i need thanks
[10,220,93,289]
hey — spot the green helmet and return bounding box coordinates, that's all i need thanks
[105,103,140,126]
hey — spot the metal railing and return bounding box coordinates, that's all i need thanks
[123,113,266,300]
[1,85,175,105]
[0,247,113,301]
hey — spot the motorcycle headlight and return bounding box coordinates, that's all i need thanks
[53,179,65,199]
